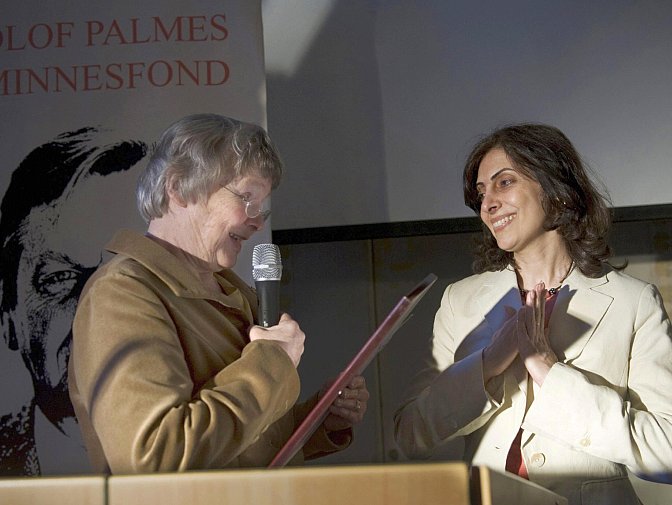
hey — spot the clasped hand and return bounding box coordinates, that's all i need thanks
[322,376,369,432]
[483,282,558,386]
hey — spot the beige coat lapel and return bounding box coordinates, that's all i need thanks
[548,269,612,363]
[477,267,522,330]
[476,269,529,394]
[522,270,612,448]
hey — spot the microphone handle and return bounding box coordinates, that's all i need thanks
[255,279,280,327]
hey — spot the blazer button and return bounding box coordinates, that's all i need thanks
[579,437,591,447]
[530,452,546,467]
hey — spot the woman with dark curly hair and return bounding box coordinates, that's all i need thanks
[394,123,672,505]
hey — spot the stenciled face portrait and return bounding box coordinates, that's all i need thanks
[0,127,147,475]
[11,180,120,428]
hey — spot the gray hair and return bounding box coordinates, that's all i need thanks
[136,113,283,222]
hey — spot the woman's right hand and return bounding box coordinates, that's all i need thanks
[249,313,305,367]
[517,283,558,386]
[482,306,519,382]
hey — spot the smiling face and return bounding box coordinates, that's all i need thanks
[176,174,272,271]
[476,148,559,256]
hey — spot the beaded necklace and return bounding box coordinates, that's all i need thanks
[518,261,574,298]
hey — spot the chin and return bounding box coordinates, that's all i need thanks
[217,254,237,270]
[495,241,515,253]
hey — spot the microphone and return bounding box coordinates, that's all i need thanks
[252,243,282,327]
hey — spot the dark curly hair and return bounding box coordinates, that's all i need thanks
[0,127,146,320]
[463,123,619,278]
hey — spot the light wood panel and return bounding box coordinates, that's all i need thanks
[0,475,106,505]
[108,462,471,505]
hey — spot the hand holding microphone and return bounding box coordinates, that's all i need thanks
[249,313,305,367]
[250,244,305,367]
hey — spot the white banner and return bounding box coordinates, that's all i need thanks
[0,0,267,475]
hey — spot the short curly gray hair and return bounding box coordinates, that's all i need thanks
[136,113,283,222]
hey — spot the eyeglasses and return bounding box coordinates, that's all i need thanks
[223,186,272,221]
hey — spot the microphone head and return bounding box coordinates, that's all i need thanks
[252,243,282,281]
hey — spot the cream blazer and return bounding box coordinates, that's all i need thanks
[394,266,672,505]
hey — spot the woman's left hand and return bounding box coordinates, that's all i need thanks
[517,282,558,386]
[323,376,369,432]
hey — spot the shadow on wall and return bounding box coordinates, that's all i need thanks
[264,0,390,231]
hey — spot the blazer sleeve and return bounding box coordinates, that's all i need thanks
[71,269,300,474]
[393,282,512,459]
[523,282,672,477]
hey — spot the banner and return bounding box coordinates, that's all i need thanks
[0,0,268,475]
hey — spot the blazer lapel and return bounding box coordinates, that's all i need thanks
[548,269,612,363]
[478,268,522,329]
[477,269,528,393]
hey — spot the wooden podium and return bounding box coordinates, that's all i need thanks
[0,463,568,505]
[0,475,106,505]
[107,462,471,505]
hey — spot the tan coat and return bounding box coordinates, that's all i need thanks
[69,229,347,474]
[394,266,672,505]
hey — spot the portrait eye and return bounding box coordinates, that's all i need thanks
[36,269,81,297]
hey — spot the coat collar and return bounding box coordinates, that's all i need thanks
[548,267,612,363]
[105,229,257,319]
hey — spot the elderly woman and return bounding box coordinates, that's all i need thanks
[394,123,672,505]
[69,114,368,474]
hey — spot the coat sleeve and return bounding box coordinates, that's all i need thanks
[393,283,512,459]
[523,283,672,478]
[71,269,300,474]
[292,392,352,461]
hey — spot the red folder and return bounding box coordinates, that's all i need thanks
[268,273,438,467]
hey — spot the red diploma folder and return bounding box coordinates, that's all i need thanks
[268,273,438,468]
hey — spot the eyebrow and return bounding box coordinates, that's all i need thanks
[476,168,514,188]
[88,141,147,177]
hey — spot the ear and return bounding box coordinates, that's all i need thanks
[0,282,18,351]
[166,175,188,208]
[0,312,19,351]
[4,319,18,351]
[0,279,5,345]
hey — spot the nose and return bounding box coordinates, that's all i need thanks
[480,192,499,214]
[248,214,266,232]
